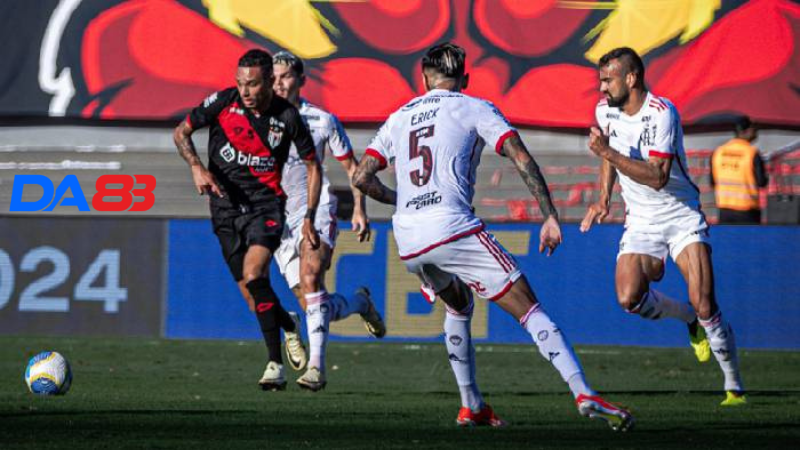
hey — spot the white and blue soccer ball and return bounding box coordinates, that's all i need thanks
[24,351,72,395]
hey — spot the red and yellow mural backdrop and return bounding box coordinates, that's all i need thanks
[4,0,799,127]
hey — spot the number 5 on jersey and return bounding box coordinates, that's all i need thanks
[409,125,435,186]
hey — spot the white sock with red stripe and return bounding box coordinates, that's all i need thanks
[444,301,483,412]
[327,292,368,321]
[628,289,696,323]
[304,290,331,372]
[521,304,595,399]
[699,311,744,392]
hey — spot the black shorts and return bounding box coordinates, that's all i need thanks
[211,201,285,282]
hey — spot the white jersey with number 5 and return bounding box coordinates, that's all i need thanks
[366,89,517,259]
[595,92,701,223]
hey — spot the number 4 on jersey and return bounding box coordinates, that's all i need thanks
[409,125,435,186]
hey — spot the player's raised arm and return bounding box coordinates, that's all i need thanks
[587,126,672,190]
[502,135,562,256]
[339,154,371,242]
[353,153,396,205]
[173,118,223,197]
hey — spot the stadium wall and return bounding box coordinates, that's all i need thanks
[166,221,800,349]
[2,218,797,349]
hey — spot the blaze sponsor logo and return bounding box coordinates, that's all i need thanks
[405,191,442,210]
[219,142,276,172]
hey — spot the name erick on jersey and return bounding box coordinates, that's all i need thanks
[281,99,353,220]
[595,92,700,221]
[187,87,315,209]
[366,89,517,259]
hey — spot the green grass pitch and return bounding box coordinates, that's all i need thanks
[2,336,799,449]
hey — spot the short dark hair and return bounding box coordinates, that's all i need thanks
[238,49,273,75]
[422,42,466,79]
[273,51,304,76]
[598,47,645,86]
[734,115,753,134]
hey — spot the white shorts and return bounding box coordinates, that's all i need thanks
[618,207,710,262]
[274,207,338,289]
[403,229,522,301]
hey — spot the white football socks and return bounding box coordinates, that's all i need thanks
[304,290,331,372]
[521,304,595,399]
[700,311,744,392]
[444,301,484,412]
[629,289,696,323]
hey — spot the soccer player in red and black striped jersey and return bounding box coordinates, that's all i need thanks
[173,49,321,391]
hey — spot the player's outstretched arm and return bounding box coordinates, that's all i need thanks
[303,158,323,249]
[580,158,617,232]
[173,119,223,197]
[502,135,562,256]
[353,155,397,205]
[587,127,671,190]
[340,155,371,242]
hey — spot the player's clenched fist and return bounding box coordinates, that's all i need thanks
[587,126,612,158]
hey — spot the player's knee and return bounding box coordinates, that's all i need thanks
[242,272,266,285]
[617,286,647,312]
[693,300,714,321]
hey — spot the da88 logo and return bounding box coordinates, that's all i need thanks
[10,174,156,212]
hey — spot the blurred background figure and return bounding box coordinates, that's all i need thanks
[710,116,768,224]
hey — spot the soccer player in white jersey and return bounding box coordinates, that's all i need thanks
[353,42,633,430]
[580,47,745,406]
[240,51,386,392]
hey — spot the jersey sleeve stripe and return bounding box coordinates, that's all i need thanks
[495,130,518,155]
[334,151,354,161]
[364,148,387,169]
[649,150,673,159]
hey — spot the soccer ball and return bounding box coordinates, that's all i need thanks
[24,351,72,395]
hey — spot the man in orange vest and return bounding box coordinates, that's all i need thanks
[711,116,768,224]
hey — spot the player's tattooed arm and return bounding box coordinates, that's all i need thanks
[503,135,559,220]
[353,155,397,205]
[173,119,222,197]
[173,120,203,167]
[340,155,371,242]
[588,127,671,190]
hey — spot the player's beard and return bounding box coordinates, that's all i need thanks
[606,89,629,108]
